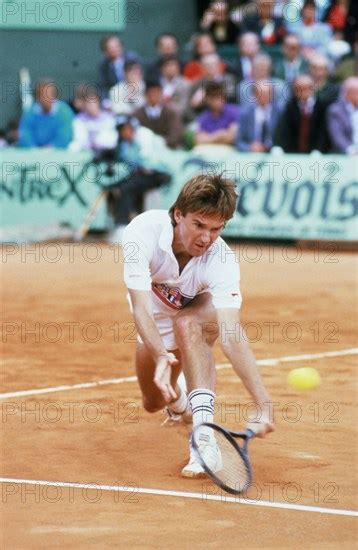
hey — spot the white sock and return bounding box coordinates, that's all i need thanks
[188,389,215,442]
[169,389,188,415]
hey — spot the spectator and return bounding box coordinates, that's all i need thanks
[238,53,285,107]
[327,76,358,154]
[0,129,8,148]
[18,79,73,148]
[183,33,219,81]
[324,0,348,37]
[107,115,171,241]
[309,53,340,104]
[70,87,117,153]
[159,56,191,117]
[273,34,308,83]
[98,34,138,101]
[240,0,286,45]
[286,0,332,59]
[146,33,182,80]
[200,1,239,45]
[274,74,329,152]
[229,32,260,82]
[237,80,282,151]
[194,82,239,145]
[189,53,237,118]
[134,81,184,148]
[109,61,145,115]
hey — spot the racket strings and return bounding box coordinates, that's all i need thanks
[210,432,250,493]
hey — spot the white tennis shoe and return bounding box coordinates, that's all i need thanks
[181,438,222,478]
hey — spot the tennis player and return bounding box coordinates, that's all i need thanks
[122,173,274,477]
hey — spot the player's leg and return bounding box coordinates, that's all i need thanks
[173,292,219,392]
[173,293,222,477]
[135,342,184,413]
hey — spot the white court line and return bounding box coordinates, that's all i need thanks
[0,477,357,517]
[1,348,357,400]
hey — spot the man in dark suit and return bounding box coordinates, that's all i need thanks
[145,33,183,81]
[98,34,139,101]
[274,74,329,153]
[134,81,184,149]
[237,80,282,152]
[327,77,358,154]
[229,32,260,83]
[273,34,308,83]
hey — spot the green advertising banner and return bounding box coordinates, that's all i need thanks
[168,147,358,241]
[0,0,126,31]
[1,147,357,241]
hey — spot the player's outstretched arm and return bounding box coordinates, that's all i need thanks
[128,289,178,402]
[216,307,275,437]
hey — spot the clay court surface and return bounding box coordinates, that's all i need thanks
[1,241,357,548]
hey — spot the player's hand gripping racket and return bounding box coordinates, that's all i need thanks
[192,422,256,495]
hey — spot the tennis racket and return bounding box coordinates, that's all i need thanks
[191,422,256,495]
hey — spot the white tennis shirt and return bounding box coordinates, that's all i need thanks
[122,210,242,315]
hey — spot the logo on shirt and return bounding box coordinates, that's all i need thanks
[152,283,194,310]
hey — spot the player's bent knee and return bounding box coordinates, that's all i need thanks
[173,314,200,337]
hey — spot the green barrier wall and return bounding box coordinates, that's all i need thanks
[1,148,357,241]
[0,0,126,30]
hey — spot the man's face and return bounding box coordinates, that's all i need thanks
[146,86,163,106]
[255,84,272,106]
[125,65,142,82]
[239,34,259,58]
[83,97,100,117]
[310,60,328,82]
[37,83,57,111]
[173,210,226,257]
[294,76,314,102]
[106,37,122,60]
[120,123,135,141]
[283,37,300,61]
[203,56,221,79]
[197,35,216,57]
[158,35,177,56]
[206,93,225,113]
[161,60,180,80]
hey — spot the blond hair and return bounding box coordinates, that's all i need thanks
[169,174,238,226]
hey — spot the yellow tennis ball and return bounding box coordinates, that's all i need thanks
[287,367,321,391]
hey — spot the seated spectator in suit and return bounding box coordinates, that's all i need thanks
[240,0,286,45]
[18,79,73,148]
[70,87,117,153]
[159,56,191,118]
[200,1,239,45]
[238,54,285,108]
[183,32,220,81]
[237,80,282,152]
[273,34,308,83]
[134,81,184,149]
[309,54,340,105]
[286,0,332,59]
[229,32,261,83]
[327,76,358,154]
[274,74,329,152]
[109,61,145,115]
[146,33,181,80]
[194,82,239,146]
[98,34,138,102]
[189,53,237,119]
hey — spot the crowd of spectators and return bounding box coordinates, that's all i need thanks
[2,0,357,157]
